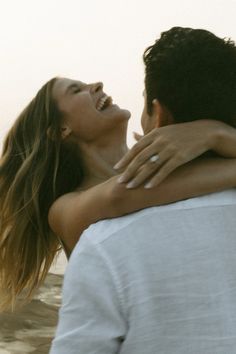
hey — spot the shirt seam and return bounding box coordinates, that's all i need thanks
[87,203,236,245]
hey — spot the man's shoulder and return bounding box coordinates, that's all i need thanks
[80,189,236,246]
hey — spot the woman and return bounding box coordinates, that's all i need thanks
[1,77,236,311]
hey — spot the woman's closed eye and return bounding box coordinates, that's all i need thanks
[73,87,81,94]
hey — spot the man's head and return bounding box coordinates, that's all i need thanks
[142,27,236,133]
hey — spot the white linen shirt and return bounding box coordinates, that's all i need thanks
[50,189,236,354]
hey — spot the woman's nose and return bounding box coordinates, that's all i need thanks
[90,82,103,93]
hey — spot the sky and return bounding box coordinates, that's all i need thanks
[1,0,236,150]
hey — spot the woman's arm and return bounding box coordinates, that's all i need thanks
[110,157,236,216]
[50,156,236,252]
[114,120,236,188]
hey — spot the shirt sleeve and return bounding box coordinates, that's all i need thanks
[50,234,127,354]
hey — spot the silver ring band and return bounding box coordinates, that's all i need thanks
[149,154,160,163]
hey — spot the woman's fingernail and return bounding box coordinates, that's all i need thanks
[144,182,153,189]
[117,175,126,183]
[114,162,122,169]
[126,181,135,189]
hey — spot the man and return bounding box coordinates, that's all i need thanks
[50,27,236,353]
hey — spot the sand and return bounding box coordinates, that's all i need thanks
[0,273,63,354]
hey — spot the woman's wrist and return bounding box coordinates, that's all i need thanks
[197,119,228,151]
[207,120,236,157]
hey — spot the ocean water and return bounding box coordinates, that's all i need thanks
[50,251,68,275]
[0,251,67,354]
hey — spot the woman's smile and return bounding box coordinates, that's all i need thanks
[96,94,113,111]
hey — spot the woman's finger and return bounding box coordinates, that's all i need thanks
[133,131,143,141]
[117,143,164,183]
[125,161,162,188]
[113,132,155,170]
[144,158,181,188]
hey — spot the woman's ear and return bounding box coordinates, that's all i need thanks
[60,125,72,140]
[47,125,72,141]
[152,99,174,127]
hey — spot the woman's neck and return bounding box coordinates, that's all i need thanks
[78,140,129,190]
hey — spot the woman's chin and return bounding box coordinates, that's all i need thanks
[114,108,131,122]
[122,109,131,120]
[101,104,131,120]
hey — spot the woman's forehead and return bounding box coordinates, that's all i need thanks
[53,78,84,100]
[53,78,73,100]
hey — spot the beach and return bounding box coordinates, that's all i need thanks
[0,252,67,354]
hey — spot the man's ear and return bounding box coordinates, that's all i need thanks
[152,99,174,128]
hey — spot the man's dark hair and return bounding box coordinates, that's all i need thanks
[143,26,236,126]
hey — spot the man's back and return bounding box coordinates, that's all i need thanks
[51,190,236,354]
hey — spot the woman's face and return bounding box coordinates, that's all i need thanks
[52,78,131,142]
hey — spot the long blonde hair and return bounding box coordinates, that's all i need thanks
[0,78,84,311]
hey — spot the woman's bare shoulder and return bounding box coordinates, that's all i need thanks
[48,178,121,251]
[48,191,84,250]
[48,191,81,223]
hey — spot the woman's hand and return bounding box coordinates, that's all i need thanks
[114,119,236,188]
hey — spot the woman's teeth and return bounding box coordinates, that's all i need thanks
[97,95,112,111]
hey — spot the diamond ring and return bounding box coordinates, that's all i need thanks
[149,154,160,163]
